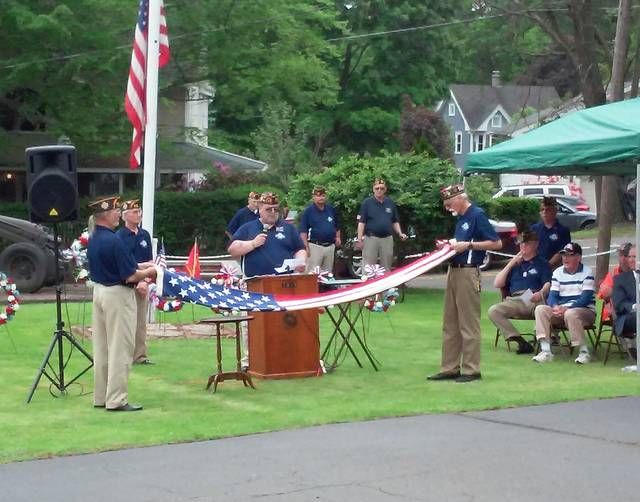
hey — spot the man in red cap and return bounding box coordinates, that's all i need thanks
[427,184,501,383]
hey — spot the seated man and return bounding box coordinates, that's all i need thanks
[488,231,551,354]
[612,244,638,361]
[598,242,634,324]
[532,242,596,364]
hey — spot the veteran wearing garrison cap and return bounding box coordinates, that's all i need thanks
[87,196,157,412]
[117,199,155,365]
[530,196,571,268]
[488,231,551,355]
[228,192,307,370]
[225,191,261,240]
[427,184,501,383]
[299,186,341,273]
[356,178,407,274]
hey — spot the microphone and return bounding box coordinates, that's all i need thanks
[262,223,270,235]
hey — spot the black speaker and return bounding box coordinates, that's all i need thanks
[25,145,79,223]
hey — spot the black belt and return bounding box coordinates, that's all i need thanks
[366,233,391,238]
[309,240,334,247]
[449,264,479,269]
[121,282,136,289]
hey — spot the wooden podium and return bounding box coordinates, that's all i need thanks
[246,274,319,379]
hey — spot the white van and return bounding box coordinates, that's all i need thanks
[493,184,571,198]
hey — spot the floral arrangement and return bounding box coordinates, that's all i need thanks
[364,288,399,313]
[210,263,244,316]
[61,230,90,282]
[0,272,20,325]
[363,264,386,279]
[310,266,334,283]
[148,282,183,312]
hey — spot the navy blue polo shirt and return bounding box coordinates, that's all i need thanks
[451,204,499,266]
[88,226,138,285]
[506,255,552,296]
[227,206,259,235]
[299,203,340,243]
[116,226,153,263]
[232,218,305,277]
[530,220,571,261]
[358,196,399,238]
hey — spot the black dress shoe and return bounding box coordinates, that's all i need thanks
[516,342,534,355]
[455,373,482,383]
[135,358,155,365]
[106,403,143,412]
[426,371,460,381]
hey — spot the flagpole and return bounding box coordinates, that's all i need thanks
[143,0,161,324]
[141,0,161,238]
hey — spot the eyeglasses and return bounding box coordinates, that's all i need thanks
[263,207,279,213]
[373,186,386,191]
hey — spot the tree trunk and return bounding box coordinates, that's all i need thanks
[595,0,632,285]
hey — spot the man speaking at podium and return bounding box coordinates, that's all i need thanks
[229,192,307,277]
[228,192,307,370]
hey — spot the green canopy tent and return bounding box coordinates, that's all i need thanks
[463,97,640,176]
[464,97,640,370]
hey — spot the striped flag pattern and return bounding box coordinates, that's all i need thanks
[156,245,456,312]
[155,239,167,268]
[124,0,170,169]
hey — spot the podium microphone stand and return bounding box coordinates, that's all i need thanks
[26,223,93,403]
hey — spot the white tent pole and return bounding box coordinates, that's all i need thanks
[141,0,160,238]
[635,161,640,372]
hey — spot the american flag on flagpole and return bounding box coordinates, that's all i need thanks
[125,0,170,169]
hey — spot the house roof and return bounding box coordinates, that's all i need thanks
[450,84,560,130]
[0,131,266,173]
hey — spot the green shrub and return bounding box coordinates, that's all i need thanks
[0,184,280,255]
[485,197,540,231]
[288,153,461,251]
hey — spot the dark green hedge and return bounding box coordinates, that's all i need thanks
[0,184,280,255]
[485,197,540,231]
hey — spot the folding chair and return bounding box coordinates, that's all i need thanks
[493,287,537,351]
[602,307,636,365]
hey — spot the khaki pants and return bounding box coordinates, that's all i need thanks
[363,235,394,273]
[133,293,149,362]
[92,284,136,409]
[441,267,481,375]
[534,305,596,346]
[306,242,335,273]
[488,297,541,340]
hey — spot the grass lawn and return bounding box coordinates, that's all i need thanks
[572,221,635,240]
[1,288,638,463]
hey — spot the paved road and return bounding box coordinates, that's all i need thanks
[1,397,639,501]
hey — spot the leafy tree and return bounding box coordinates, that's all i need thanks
[398,94,452,159]
[289,152,460,249]
[0,1,136,156]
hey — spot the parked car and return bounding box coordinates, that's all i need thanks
[525,194,590,212]
[527,195,597,231]
[494,183,573,199]
[334,220,519,276]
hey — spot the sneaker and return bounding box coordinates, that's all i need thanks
[574,351,591,364]
[532,351,554,363]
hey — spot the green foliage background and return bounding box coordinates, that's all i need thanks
[288,153,461,249]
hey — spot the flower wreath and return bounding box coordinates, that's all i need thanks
[0,272,21,325]
[148,282,183,312]
[210,264,245,316]
[364,288,399,313]
[62,230,90,282]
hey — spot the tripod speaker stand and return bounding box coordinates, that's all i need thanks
[26,223,93,403]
